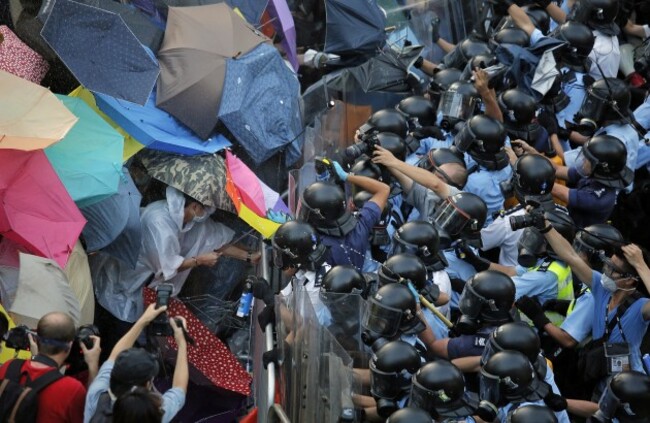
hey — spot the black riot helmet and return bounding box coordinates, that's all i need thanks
[362,283,426,346]
[570,0,620,35]
[320,265,367,299]
[508,405,558,423]
[350,156,383,185]
[498,89,537,126]
[397,96,436,128]
[550,21,595,72]
[443,37,492,70]
[358,109,408,139]
[386,407,433,423]
[456,270,516,334]
[299,182,356,237]
[494,27,530,47]
[393,221,448,271]
[454,115,509,170]
[513,154,555,203]
[410,360,479,419]
[428,68,463,109]
[595,371,650,423]
[522,5,551,34]
[370,340,422,418]
[439,81,481,132]
[481,322,546,376]
[416,148,467,189]
[576,78,632,133]
[575,134,630,188]
[470,53,498,70]
[271,221,327,271]
[478,351,549,421]
[573,224,624,271]
[378,253,428,290]
[433,192,488,245]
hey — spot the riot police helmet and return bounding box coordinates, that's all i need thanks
[397,96,437,127]
[299,182,356,237]
[271,221,327,270]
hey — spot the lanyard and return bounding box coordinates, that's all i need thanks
[604,297,629,344]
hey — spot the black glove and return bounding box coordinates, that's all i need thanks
[515,295,550,332]
[431,14,441,43]
[421,284,441,304]
[537,109,559,136]
[542,298,571,316]
[557,125,571,140]
[528,208,551,232]
[544,390,568,411]
[250,276,275,306]
[450,277,466,294]
[455,242,491,272]
[257,304,275,330]
[412,125,446,140]
[262,347,281,369]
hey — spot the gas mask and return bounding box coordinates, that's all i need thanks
[574,88,625,136]
[517,228,547,267]
[455,282,500,335]
[439,91,479,131]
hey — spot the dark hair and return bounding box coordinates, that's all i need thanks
[113,387,163,423]
[36,312,76,356]
[181,192,203,208]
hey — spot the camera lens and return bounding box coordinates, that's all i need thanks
[509,214,534,231]
[344,142,369,160]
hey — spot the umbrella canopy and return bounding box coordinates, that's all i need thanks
[144,288,251,395]
[266,0,297,71]
[40,0,160,105]
[0,149,86,268]
[324,0,387,58]
[345,44,423,93]
[0,25,49,83]
[218,43,302,166]
[226,0,267,25]
[225,150,288,238]
[45,95,124,208]
[94,90,231,156]
[69,86,145,162]
[11,253,81,328]
[156,3,269,139]
[63,241,95,325]
[139,150,236,213]
[0,70,78,150]
[80,168,143,269]
[39,0,164,53]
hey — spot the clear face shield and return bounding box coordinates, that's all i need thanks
[361,298,404,338]
[458,282,500,319]
[479,369,504,407]
[370,361,414,399]
[439,91,478,127]
[271,237,299,269]
[575,88,609,134]
[517,228,547,267]
[409,377,454,415]
[480,335,501,368]
[433,198,473,239]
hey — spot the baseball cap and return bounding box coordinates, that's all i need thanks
[111,348,159,387]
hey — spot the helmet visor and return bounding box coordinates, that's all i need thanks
[574,147,596,178]
[458,281,499,319]
[480,335,501,368]
[409,378,444,413]
[271,237,298,269]
[370,361,412,399]
[361,298,403,338]
[433,199,471,238]
[439,91,477,122]
[577,88,607,129]
[597,385,621,420]
[479,368,502,406]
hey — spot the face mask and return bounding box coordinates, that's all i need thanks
[601,274,620,293]
[193,206,215,223]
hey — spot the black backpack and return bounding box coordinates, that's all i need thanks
[89,392,113,423]
[0,359,63,423]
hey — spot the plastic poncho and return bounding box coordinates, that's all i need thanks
[90,187,234,322]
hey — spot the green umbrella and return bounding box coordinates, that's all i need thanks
[45,95,124,208]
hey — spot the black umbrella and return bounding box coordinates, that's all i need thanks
[345,44,423,93]
[324,0,387,59]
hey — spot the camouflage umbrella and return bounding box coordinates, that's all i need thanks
[138,150,236,213]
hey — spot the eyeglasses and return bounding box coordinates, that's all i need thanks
[600,253,637,279]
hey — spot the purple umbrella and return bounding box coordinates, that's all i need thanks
[267,0,297,71]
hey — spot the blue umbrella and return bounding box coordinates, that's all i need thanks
[40,0,159,105]
[218,43,302,165]
[226,0,267,25]
[94,90,232,155]
[324,0,387,60]
[80,168,142,269]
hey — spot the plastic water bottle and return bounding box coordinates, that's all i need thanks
[236,280,254,318]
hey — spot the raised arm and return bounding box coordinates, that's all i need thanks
[542,217,594,286]
[506,3,536,35]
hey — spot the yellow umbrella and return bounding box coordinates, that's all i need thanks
[0,304,31,364]
[69,86,145,161]
[0,70,78,150]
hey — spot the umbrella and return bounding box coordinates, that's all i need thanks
[139,150,236,213]
[143,288,252,395]
[225,150,288,238]
[40,0,160,105]
[0,25,49,83]
[63,241,95,325]
[266,0,298,71]
[0,149,86,268]
[226,0,267,25]
[69,86,145,162]
[324,0,387,59]
[11,253,81,328]
[0,303,32,362]
[94,90,231,155]
[344,44,423,93]
[218,43,302,166]
[156,3,269,139]
[44,95,124,208]
[0,70,78,150]
[39,0,164,53]
[80,168,143,269]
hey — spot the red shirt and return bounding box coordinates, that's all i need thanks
[0,359,86,423]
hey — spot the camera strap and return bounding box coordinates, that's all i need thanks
[32,354,61,369]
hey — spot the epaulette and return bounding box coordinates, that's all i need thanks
[494,204,524,219]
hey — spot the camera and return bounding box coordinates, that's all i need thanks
[344,132,379,161]
[151,284,173,337]
[77,324,99,349]
[3,325,32,351]
[509,199,543,231]
[469,63,510,90]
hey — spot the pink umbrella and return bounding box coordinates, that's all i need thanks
[0,25,49,84]
[0,149,86,268]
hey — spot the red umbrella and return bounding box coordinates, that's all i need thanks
[0,149,86,268]
[0,25,49,84]
[143,288,251,396]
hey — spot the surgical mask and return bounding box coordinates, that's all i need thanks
[602,274,619,293]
